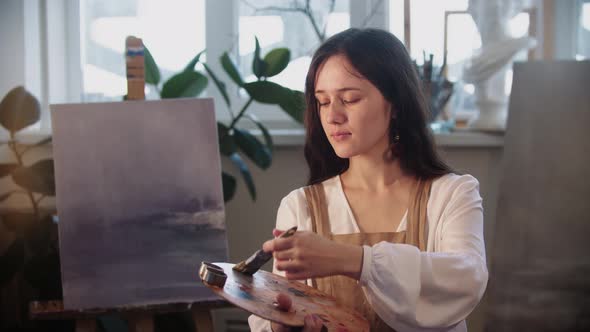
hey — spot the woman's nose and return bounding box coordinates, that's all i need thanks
[326,101,346,124]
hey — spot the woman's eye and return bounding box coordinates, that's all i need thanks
[343,99,360,105]
[318,101,330,107]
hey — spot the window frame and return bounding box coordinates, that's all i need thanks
[395,0,545,61]
[47,0,388,131]
[443,8,540,63]
[20,0,562,133]
[209,0,389,130]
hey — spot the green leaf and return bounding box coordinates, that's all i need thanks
[243,81,290,104]
[229,153,256,200]
[144,44,161,85]
[11,159,55,196]
[183,50,206,73]
[279,89,305,123]
[161,71,208,98]
[203,63,230,107]
[263,48,291,77]
[17,136,53,158]
[220,52,245,87]
[222,172,236,202]
[234,128,271,170]
[252,37,267,79]
[23,251,61,296]
[245,113,273,154]
[1,212,56,257]
[0,212,37,233]
[0,163,18,178]
[0,238,24,284]
[0,86,41,134]
[217,122,236,156]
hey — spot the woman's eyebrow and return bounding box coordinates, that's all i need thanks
[315,87,361,94]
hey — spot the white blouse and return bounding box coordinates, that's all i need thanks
[249,173,488,332]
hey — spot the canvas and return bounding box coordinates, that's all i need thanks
[486,61,590,331]
[51,98,227,310]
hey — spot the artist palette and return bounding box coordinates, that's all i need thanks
[201,263,369,331]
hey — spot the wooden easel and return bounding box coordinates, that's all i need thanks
[28,36,232,331]
[125,36,146,101]
[29,299,230,332]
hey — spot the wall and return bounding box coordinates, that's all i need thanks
[0,1,26,98]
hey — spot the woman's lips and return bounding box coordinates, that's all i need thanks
[331,132,351,142]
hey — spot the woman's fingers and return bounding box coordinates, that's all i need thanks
[269,293,294,332]
[273,248,298,261]
[303,314,325,332]
[275,292,292,311]
[263,237,294,253]
[275,258,303,273]
[284,270,311,281]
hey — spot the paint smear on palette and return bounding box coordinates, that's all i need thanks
[239,284,252,292]
[227,284,254,301]
[287,287,306,297]
[237,290,253,300]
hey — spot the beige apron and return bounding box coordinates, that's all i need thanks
[303,179,432,331]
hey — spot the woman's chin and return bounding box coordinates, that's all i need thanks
[332,147,356,159]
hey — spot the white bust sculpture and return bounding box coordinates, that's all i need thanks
[463,0,537,131]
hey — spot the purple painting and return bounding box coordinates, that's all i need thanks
[50,98,227,310]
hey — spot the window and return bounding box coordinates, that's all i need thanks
[389,0,535,71]
[388,0,537,115]
[577,0,590,59]
[81,0,353,129]
[80,0,206,102]
[237,0,350,91]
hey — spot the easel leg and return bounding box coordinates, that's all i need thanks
[76,319,96,332]
[127,313,154,332]
[192,308,214,332]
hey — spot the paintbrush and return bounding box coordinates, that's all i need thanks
[233,226,298,275]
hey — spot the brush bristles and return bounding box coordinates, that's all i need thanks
[233,261,247,272]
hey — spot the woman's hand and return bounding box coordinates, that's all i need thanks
[263,229,363,280]
[270,293,325,332]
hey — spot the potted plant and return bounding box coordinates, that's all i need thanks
[143,37,305,202]
[0,86,60,329]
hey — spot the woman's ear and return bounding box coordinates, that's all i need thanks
[390,105,398,120]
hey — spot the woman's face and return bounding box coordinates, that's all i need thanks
[314,54,392,159]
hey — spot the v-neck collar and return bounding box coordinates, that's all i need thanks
[335,175,408,234]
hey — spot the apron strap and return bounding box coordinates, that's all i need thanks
[304,178,433,251]
[406,178,433,251]
[303,183,330,291]
[303,183,331,238]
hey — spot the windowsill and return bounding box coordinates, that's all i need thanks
[1,128,504,148]
[264,129,505,148]
[0,128,52,144]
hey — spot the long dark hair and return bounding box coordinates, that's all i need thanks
[304,28,452,185]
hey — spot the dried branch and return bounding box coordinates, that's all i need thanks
[361,0,386,28]
[240,0,330,42]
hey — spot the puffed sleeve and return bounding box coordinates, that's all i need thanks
[359,175,488,331]
[248,190,310,331]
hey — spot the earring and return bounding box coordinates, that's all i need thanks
[394,133,400,143]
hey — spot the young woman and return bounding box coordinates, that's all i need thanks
[249,28,487,332]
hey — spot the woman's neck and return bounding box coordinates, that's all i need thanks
[342,154,409,192]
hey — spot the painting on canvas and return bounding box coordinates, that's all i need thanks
[51,98,227,310]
